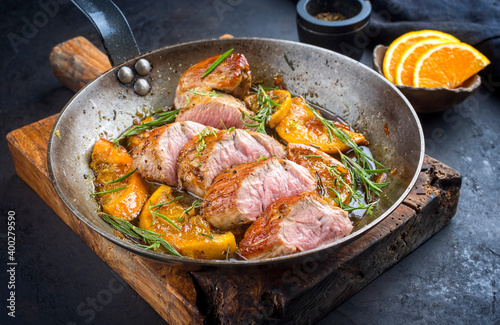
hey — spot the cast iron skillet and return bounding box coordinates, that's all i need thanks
[47,0,424,270]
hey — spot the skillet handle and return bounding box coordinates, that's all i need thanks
[49,36,112,92]
[49,34,235,92]
[71,0,140,66]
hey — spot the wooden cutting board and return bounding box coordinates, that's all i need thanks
[6,37,462,324]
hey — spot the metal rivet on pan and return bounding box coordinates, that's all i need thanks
[117,66,134,84]
[135,59,152,76]
[134,78,150,96]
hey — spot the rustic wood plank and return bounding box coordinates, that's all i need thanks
[6,117,204,325]
[191,157,461,324]
[6,115,461,325]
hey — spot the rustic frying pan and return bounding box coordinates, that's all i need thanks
[47,0,424,270]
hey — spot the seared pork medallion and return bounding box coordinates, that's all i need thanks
[177,128,286,198]
[91,50,389,260]
[131,121,210,186]
[175,89,255,129]
[174,53,252,109]
[200,158,316,231]
[239,192,353,260]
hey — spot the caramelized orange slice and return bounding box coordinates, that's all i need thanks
[275,97,366,154]
[90,138,149,221]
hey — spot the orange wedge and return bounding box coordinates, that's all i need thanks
[395,38,458,86]
[383,30,460,83]
[90,138,150,221]
[413,43,490,89]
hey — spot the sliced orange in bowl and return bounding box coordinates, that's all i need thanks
[413,43,490,89]
[394,38,458,86]
[382,30,460,83]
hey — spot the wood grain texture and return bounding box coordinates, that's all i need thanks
[6,116,204,325]
[7,115,461,325]
[49,36,112,92]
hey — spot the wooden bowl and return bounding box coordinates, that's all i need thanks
[372,45,481,113]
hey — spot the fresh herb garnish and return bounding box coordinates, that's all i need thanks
[196,128,217,152]
[320,162,355,196]
[202,48,234,78]
[257,155,267,162]
[284,54,295,71]
[306,102,385,169]
[225,243,230,261]
[198,232,215,241]
[183,94,190,108]
[328,187,378,215]
[150,208,182,231]
[112,109,179,145]
[187,89,223,97]
[149,196,183,210]
[105,168,137,184]
[90,186,128,196]
[100,213,182,257]
[179,199,202,221]
[241,85,280,134]
[148,196,184,227]
[301,154,322,158]
[340,154,390,201]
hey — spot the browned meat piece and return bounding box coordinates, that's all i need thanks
[174,53,252,109]
[177,128,286,198]
[239,192,353,260]
[175,89,255,129]
[200,158,316,230]
[131,121,211,186]
[287,143,353,205]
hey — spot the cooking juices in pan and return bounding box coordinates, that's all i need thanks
[89,51,390,261]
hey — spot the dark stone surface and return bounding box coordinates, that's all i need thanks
[0,0,499,324]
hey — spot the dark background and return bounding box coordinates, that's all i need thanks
[1,0,499,324]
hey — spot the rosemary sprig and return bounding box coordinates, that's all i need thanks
[226,243,230,261]
[328,187,378,215]
[301,154,322,158]
[90,186,128,196]
[149,196,183,209]
[306,102,385,169]
[198,232,215,241]
[202,48,234,78]
[105,168,137,184]
[112,109,179,145]
[187,89,223,97]
[241,85,280,134]
[284,54,295,71]
[178,199,202,221]
[150,209,182,231]
[320,162,356,196]
[100,213,182,257]
[149,196,184,227]
[340,154,390,201]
